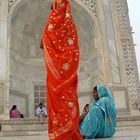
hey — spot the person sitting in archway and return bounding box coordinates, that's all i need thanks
[36,103,47,118]
[10,105,24,118]
[79,84,117,139]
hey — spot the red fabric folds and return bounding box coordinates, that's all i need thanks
[42,0,83,139]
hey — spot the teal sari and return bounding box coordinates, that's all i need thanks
[79,84,116,139]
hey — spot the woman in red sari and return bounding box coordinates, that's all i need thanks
[42,0,83,139]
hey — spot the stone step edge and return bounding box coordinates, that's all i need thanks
[117,115,140,122]
[0,130,48,137]
[0,115,140,124]
[0,118,48,125]
[0,127,140,137]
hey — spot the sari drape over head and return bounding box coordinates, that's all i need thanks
[80,84,117,139]
[42,0,83,140]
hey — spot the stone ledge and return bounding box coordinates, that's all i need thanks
[0,117,140,137]
[0,118,48,125]
[0,130,48,137]
[0,116,140,133]
[1,124,48,132]
[1,116,140,124]
[117,115,140,122]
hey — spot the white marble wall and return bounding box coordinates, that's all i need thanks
[113,91,127,109]
[0,0,8,79]
[103,0,121,84]
[9,54,46,116]
[9,92,27,116]
[0,49,6,79]
[0,0,9,119]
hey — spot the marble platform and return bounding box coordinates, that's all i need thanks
[0,116,140,139]
[0,129,140,140]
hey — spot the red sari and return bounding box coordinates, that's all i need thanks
[42,0,83,139]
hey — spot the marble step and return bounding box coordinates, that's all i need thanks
[0,130,48,137]
[0,118,48,125]
[1,124,48,132]
[117,120,140,127]
[117,115,140,127]
[0,118,48,137]
[1,128,140,138]
[0,116,140,137]
[0,118,47,131]
[3,122,140,131]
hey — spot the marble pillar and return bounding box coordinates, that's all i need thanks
[0,0,10,119]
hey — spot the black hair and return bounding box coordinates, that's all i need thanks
[85,104,89,107]
[93,86,97,92]
[11,105,17,110]
[39,103,43,106]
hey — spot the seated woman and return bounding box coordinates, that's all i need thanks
[10,105,23,118]
[79,84,117,139]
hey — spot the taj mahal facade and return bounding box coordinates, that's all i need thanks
[0,0,140,119]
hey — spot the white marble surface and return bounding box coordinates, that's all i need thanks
[113,91,127,109]
[0,0,140,119]
[0,49,6,79]
[0,129,140,140]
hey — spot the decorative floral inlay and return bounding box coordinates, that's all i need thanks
[66,13,71,18]
[67,38,74,45]
[63,63,70,71]
[48,24,54,31]
[68,102,74,108]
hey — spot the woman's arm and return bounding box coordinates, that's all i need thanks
[17,110,21,118]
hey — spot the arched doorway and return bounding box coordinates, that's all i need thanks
[8,0,102,117]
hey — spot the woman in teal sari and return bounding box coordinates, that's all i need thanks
[79,84,116,139]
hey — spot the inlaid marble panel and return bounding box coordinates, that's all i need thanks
[103,0,121,84]
[113,91,127,109]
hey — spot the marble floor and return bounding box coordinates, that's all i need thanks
[0,129,140,140]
